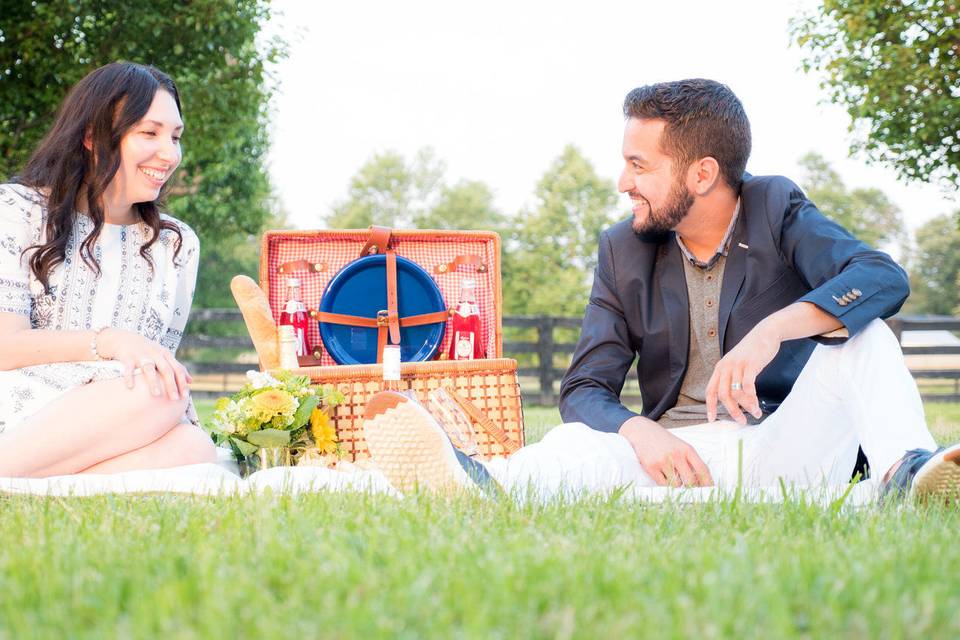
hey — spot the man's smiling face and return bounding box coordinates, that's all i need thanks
[618,117,693,235]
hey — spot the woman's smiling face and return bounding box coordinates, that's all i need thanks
[104,89,183,213]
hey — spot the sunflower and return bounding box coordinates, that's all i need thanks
[251,389,297,420]
[310,407,338,454]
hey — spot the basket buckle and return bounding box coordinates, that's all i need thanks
[376,310,390,326]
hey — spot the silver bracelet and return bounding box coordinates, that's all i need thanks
[90,326,110,361]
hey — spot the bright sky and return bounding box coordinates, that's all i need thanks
[264,0,957,236]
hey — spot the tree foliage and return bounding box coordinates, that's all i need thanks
[798,151,905,249]
[502,145,619,317]
[791,1,960,186]
[328,148,506,232]
[906,213,960,315]
[0,0,286,307]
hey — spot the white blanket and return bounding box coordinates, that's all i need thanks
[0,447,395,496]
[0,452,881,506]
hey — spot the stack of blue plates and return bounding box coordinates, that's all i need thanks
[318,254,446,365]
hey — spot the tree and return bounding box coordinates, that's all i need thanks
[0,0,286,307]
[791,1,960,186]
[328,148,506,232]
[906,213,960,315]
[414,180,502,231]
[328,149,444,229]
[502,145,619,317]
[798,152,905,249]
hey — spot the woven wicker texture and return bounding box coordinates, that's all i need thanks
[257,229,522,463]
[270,358,525,462]
[260,230,502,365]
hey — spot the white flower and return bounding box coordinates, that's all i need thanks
[246,370,281,390]
[213,417,237,434]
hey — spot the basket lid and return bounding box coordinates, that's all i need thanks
[318,254,446,364]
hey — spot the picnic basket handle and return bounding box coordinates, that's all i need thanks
[444,386,520,455]
[360,225,393,257]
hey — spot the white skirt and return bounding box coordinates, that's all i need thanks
[0,360,197,435]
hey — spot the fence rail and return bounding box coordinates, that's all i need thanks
[182,311,960,404]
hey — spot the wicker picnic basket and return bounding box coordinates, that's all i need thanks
[257,227,524,461]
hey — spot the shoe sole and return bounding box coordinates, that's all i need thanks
[363,391,474,495]
[912,443,960,504]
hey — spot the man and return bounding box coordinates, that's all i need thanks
[363,79,960,501]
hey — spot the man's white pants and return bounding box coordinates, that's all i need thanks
[485,319,937,496]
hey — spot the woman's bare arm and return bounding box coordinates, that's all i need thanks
[0,312,101,370]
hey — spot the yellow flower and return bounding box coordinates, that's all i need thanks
[251,389,297,419]
[310,408,338,455]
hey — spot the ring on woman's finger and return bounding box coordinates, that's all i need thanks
[139,358,157,368]
[730,381,743,391]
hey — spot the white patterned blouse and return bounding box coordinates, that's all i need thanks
[0,183,200,434]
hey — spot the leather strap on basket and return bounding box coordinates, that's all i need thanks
[360,225,392,257]
[312,308,450,363]
[385,249,401,346]
[434,254,487,274]
[277,259,327,275]
[445,387,520,455]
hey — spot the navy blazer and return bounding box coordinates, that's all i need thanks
[558,174,909,433]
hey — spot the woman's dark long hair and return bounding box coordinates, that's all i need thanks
[17,62,184,292]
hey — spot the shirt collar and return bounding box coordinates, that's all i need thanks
[676,197,741,270]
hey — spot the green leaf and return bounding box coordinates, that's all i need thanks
[292,395,320,429]
[790,1,960,187]
[246,429,291,448]
[229,437,258,457]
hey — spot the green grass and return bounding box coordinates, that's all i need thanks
[2,490,959,637]
[1,403,957,638]
[926,402,960,443]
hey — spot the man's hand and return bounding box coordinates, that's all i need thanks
[619,416,714,487]
[705,320,781,424]
[705,302,844,424]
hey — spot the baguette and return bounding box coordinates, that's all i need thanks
[230,275,280,370]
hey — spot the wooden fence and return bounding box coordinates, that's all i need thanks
[181,311,960,404]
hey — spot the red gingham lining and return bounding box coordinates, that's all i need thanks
[263,232,498,366]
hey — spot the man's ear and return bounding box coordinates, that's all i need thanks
[687,157,721,196]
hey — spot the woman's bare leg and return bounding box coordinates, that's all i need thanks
[0,375,192,477]
[79,422,216,474]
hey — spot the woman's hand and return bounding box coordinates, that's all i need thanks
[96,327,192,400]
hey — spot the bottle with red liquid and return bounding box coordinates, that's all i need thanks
[278,277,311,358]
[448,277,484,360]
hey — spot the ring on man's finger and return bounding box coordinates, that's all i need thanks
[730,381,742,391]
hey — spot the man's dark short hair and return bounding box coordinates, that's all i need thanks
[623,79,751,190]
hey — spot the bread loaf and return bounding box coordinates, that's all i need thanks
[230,275,280,370]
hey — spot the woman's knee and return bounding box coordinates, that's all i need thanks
[126,382,190,430]
[163,423,216,465]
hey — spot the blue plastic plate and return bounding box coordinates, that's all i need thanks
[318,254,446,365]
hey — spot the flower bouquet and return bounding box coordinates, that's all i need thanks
[203,370,344,472]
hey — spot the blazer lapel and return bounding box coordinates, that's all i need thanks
[719,209,748,351]
[656,237,689,381]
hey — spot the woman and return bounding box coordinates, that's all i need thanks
[0,62,216,477]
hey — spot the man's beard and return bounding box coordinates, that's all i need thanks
[631,178,694,235]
